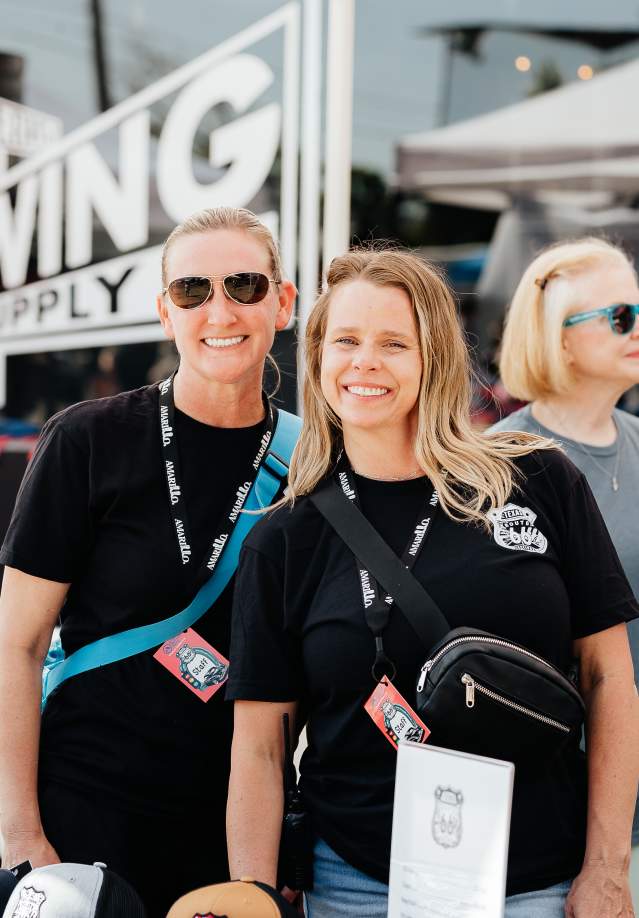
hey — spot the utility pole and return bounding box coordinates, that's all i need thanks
[90,0,112,112]
[0,53,23,172]
[0,53,23,104]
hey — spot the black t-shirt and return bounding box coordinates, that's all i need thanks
[0,384,272,816]
[227,449,639,896]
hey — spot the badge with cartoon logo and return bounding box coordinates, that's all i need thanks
[364,679,430,749]
[153,627,229,702]
[11,887,47,918]
[486,503,548,554]
[177,644,227,691]
[381,701,426,745]
[432,786,464,849]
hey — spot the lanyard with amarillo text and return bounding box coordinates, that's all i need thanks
[158,372,274,583]
[155,372,277,700]
[335,453,440,747]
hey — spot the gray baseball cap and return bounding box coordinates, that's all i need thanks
[2,862,146,918]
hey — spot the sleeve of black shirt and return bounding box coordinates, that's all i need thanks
[0,415,94,583]
[561,471,639,638]
[227,541,303,703]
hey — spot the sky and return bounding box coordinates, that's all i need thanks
[3,0,639,175]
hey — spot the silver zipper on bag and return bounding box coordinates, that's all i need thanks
[460,673,570,733]
[416,635,555,693]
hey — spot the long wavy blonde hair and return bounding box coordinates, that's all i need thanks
[286,248,553,527]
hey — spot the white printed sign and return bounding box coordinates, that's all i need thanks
[0,4,300,406]
[388,742,514,918]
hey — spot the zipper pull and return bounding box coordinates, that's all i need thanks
[416,660,433,694]
[461,674,475,708]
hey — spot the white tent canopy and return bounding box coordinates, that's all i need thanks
[397,59,639,209]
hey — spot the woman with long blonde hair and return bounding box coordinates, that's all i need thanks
[227,247,638,917]
[493,235,639,908]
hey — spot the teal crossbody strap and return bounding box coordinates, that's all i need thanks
[42,409,301,705]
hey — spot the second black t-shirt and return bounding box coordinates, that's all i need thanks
[228,451,638,896]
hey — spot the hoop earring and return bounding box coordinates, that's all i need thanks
[264,352,281,398]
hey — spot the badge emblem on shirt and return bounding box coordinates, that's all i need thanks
[486,504,548,554]
[432,786,463,849]
[11,887,46,918]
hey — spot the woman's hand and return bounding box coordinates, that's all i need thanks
[2,831,61,870]
[565,862,634,916]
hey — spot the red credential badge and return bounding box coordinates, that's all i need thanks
[153,627,229,702]
[364,678,431,749]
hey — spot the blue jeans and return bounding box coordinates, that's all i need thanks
[305,838,388,918]
[305,837,571,918]
[505,880,571,916]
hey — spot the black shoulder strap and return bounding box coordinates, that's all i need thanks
[310,480,450,650]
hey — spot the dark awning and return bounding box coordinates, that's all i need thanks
[421,22,639,53]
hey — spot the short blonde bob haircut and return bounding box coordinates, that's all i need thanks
[285,247,550,528]
[499,237,635,401]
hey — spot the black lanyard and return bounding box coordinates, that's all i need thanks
[158,372,275,583]
[334,453,440,682]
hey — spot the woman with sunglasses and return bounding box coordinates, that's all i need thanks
[0,207,296,916]
[492,236,639,905]
[226,247,638,918]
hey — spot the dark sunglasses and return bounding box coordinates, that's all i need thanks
[563,303,639,335]
[164,272,279,309]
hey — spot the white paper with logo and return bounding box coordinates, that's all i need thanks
[388,741,514,918]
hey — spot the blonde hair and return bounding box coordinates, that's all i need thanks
[286,247,552,528]
[161,206,283,288]
[160,206,285,391]
[499,237,634,400]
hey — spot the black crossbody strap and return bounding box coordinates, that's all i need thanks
[310,481,450,650]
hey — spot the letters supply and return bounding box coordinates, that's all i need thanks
[159,371,274,579]
[334,454,440,682]
[42,394,301,704]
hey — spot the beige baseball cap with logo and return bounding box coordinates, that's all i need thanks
[166,877,299,918]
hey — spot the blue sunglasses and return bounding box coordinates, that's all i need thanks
[562,303,639,335]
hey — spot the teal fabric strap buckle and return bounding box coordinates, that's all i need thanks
[264,451,289,479]
[42,409,301,706]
